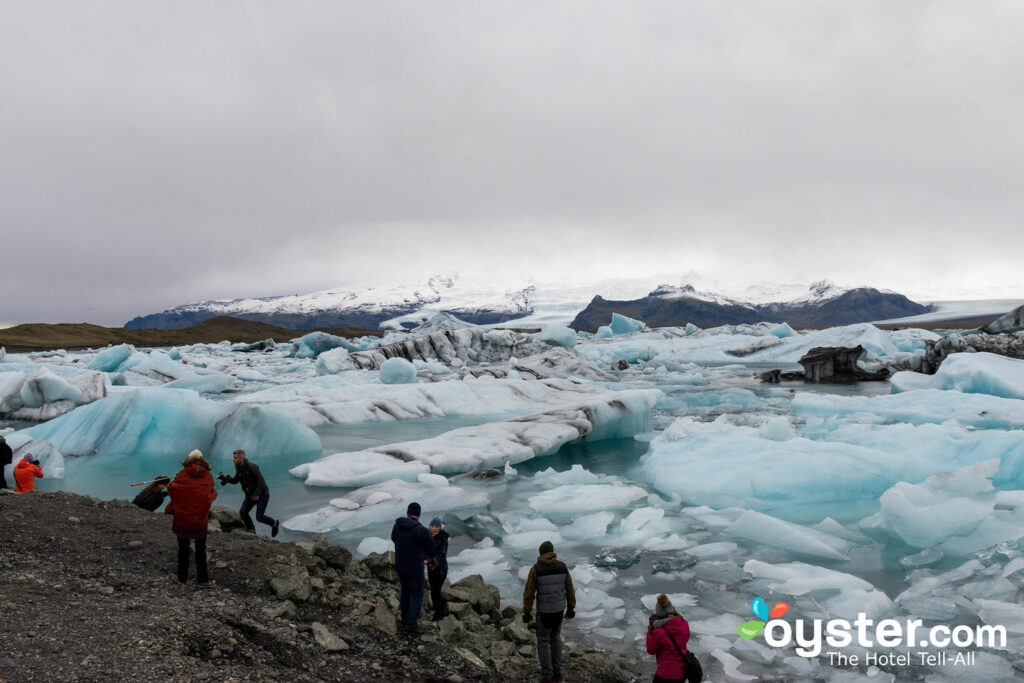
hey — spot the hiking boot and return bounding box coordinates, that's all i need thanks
[170,575,184,586]
[197,580,217,589]
[272,520,280,537]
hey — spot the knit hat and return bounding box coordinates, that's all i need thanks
[430,517,443,527]
[538,540,554,555]
[182,449,204,466]
[655,594,675,618]
[407,502,422,517]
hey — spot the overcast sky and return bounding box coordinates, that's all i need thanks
[2,1,1022,325]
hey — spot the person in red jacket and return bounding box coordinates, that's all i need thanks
[165,449,218,588]
[646,594,690,683]
[13,454,43,493]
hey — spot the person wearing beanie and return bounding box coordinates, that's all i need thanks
[165,449,218,588]
[522,540,577,683]
[425,516,449,621]
[391,501,433,634]
[646,593,691,682]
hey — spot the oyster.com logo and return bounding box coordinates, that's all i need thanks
[737,597,789,639]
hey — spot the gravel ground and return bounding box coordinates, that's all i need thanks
[0,490,641,683]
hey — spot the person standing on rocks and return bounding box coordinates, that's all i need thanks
[0,436,13,490]
[218,449,280,537]
[13,454,43,493]
[522,540,576,683]
[391,502,433,634]
[165,449,218,588]
[646,594,690,683]
[425,516,449,621]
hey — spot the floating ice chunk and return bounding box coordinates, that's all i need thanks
[592,627,625,640]
[792,389,1024,430]
[892,352,1024,399]
[769,322,797,338]
[927,651,1015,682]
[529,484,648,520]
[575,586,625,611]
[356,537,393,557]
[379,357,417,384]
[711,648,757,680]
[235,369,269,382]
[88,344,134,371]
[290,331,354,359]
[165,373,235,394]
[0,371,27,412]
[894,559,981,605]
[690,614,746,636]
[560,511,615,543]
[315,347,351,375]
[503,529,565,552]
[684,323,700,336]
[20,368,82,407]
[758,416,795,441]
[290,451,430,487]
[538,326,578,348]
[743,559,892,620]
[595,326,614,339]
[609,313,645,335]
[611,507,673,547]
[859,460,1024,555]
[687,541,737,559]
[18,387,321,460]
[726,510,851,560]
[284,478,488,533]
[448,537,512,585]
[641,534,692,552]
[532,464,605,487]
[293,389,659,476]
[974,598,1024,634]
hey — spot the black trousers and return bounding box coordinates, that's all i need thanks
[428,569,447,619]
[653,675,686,683]
[176,535,209,583]
[0,470,7,489]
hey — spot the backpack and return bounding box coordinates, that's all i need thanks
[665,631,703,683]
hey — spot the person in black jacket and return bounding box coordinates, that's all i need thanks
[391,502,433,635]
[426,516,449,621]
[0,436,12,490]
[131,476,171,511]
[218,450,280,537]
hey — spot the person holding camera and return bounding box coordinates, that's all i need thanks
[217,449,280,537]
[13,453,43,493]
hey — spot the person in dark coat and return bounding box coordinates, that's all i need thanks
[522,540,576,683]
[425,516,449,621]
[391,502,433,634]
[0,436,13,490]
[132,476,171,512]
[218,449,279,537]
[165,450,218,588]
[646,594,691,683]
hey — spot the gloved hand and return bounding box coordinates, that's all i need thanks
[565,607,575,620]
[522,611,532,624]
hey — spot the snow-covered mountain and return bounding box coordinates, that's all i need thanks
[125,273,930,331]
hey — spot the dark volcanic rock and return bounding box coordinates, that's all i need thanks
[798,345,890,382]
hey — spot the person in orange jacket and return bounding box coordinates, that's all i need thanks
[165,449,218,588]
[13,454,43,493]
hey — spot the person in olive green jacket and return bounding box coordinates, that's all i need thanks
[522,540,576,683]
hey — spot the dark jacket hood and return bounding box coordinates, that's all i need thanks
[394,516,423,530]
[537,551,558,564]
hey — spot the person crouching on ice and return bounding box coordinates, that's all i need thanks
[646,594,691,683]
[165,450,218,588]
[13,454,43,493]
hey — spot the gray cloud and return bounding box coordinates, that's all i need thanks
[2,1,1023,324]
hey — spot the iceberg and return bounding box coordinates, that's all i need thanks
[792,389,1024,430]
[595,326,614,339]
[164,373,235,394]
[20,368,82,407]
[609,313,645,335]
[538,326,578,349]
[379,357,417,384]
[289,331,355,359]
[315,347,349,375]
[725,510,851,560]
[87,344,135,372]
[283,475,488,533]
[769,322,797,338]
[0,371,26,412]
[527,484,648,520]
[891,352,1024,400]
[17,387,321,461]
[860,460,1024,555]
[743,560,892,620]
[290,388,659,478]
[346,327,548,370]
[291,451,430,488]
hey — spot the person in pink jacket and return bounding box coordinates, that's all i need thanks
[646,594,690,683]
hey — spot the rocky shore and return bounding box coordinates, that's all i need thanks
[0,490,638,682]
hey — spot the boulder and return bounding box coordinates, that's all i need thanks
[359,602,397,636]
[209,507,247,533]
[502,619,533,645]
[798,345,889,382]
[438,615,465,643]
[311,622,350,652]
[361,552,397,583]
[443,574,500,614]
[454,647,488,671]
[311,535,353,571]
[447,601,474,620]
[269,566,312,602]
